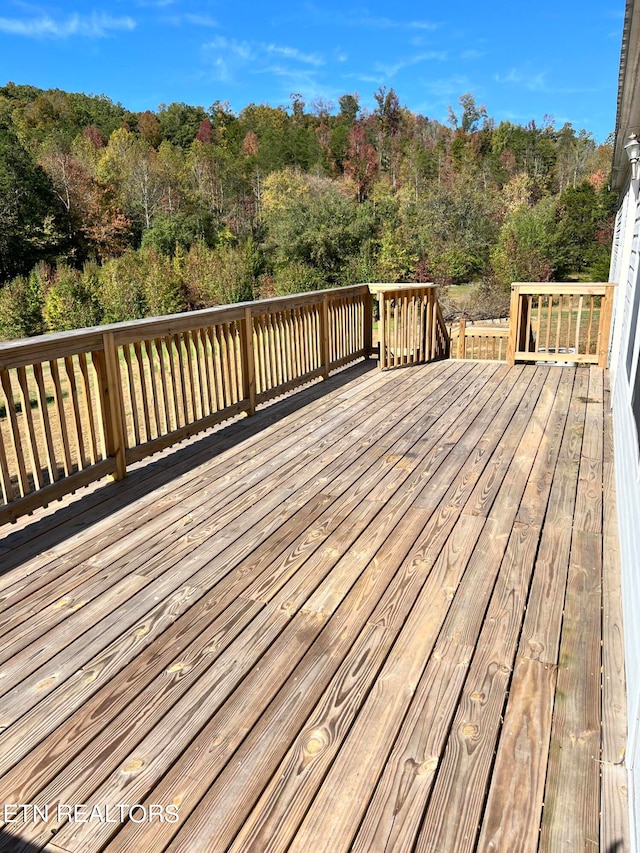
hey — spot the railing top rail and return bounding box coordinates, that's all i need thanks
[462,326,510,337]
[512,281,617,295]
[0,284,371,370]
[368,282,437,293]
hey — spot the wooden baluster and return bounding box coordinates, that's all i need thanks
[586,297,595,356]
[258,317,268,394]
[554,294,563,355]
[197,329,212,418]
[166,335,182,429]
[190,330,206,420]
[419,294,427,363]
[295,306,302,374]
[173,333,190,420]
[267,315,277,389]
[304,305,313,373]
[283,309,292,382]
[145,339,162,435]
[49,358,73,478]
[566,294,573,353]
[0,427,13,504]
[545,295,552,355]
[122,344,140,447]
[78,353,99,465]
[392,296,398,367]
[431,294,438,361]
[218,324,232,406]
[274,313,283,387]
[309,305,322,370]
[321,294,330,379]
[33,361,58,482]
[153,338,167,433]
[183,330,198,419]
[343,297,348,359]
[574,295,584,356]
[62,357,86,470]
[16,365,44,488]
[133,341,152,441]
[206,326,222,411]
[1,369,29,497]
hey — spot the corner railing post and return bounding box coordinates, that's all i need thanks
[598,284,616,368]
[99,331,127,480]
[506,284,520,365]
[242,306,256,415]
[364,288,374,357]
[457,318,466,359]
[378,291,386,368]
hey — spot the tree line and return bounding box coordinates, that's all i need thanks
[0,82,616,339]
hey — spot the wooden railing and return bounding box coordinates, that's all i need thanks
[506,282,616,366]
[375,284,449,369]
[0,285,379,524]
[450,319,509,361]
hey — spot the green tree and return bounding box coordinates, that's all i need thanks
[0,128,63,281]
[491,197,558,288]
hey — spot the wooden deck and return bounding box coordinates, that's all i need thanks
[0,358,628,853]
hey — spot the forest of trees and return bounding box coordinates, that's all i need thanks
[0,82,617,340]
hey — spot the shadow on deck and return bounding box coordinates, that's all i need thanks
[0,359,628,853]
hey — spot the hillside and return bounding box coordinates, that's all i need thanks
[0,82,616,339]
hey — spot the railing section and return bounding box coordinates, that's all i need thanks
[0,331,117,521]
[450,319,509,361]
[375,284,449,370]
[0,285,373,524]
[506,282,616,366]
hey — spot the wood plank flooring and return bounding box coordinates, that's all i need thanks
[0,359,628,853]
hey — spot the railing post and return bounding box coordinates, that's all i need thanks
[241,306,256,415]
[98,332,127,480]
[430,290,438,361]
[364,288,374,357]
[598,284,616,369]
[506,284,520,365]
[378,291,386,368]
[320,293,330,379]
[457,318,466,359]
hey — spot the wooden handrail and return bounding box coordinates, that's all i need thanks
[0,285,375,523]
[506,282,617,366]
[376,284,449,369]
[0,283,450,523]
[451,321,509,361]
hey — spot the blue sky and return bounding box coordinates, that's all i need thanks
[0,0,625,142]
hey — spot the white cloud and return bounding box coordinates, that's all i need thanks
[264,43,324,66]
[0,11,136,38]
[495,66,603,96]
[495,68,547,92]
[204,34,326,84]
[374,51,446,77]
[461,49,484,60]
[348,11,440,30]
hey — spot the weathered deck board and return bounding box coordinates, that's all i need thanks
[601,372,630,853]
[0,360,627,853]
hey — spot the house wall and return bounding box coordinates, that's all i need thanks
[610,173,640,849]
